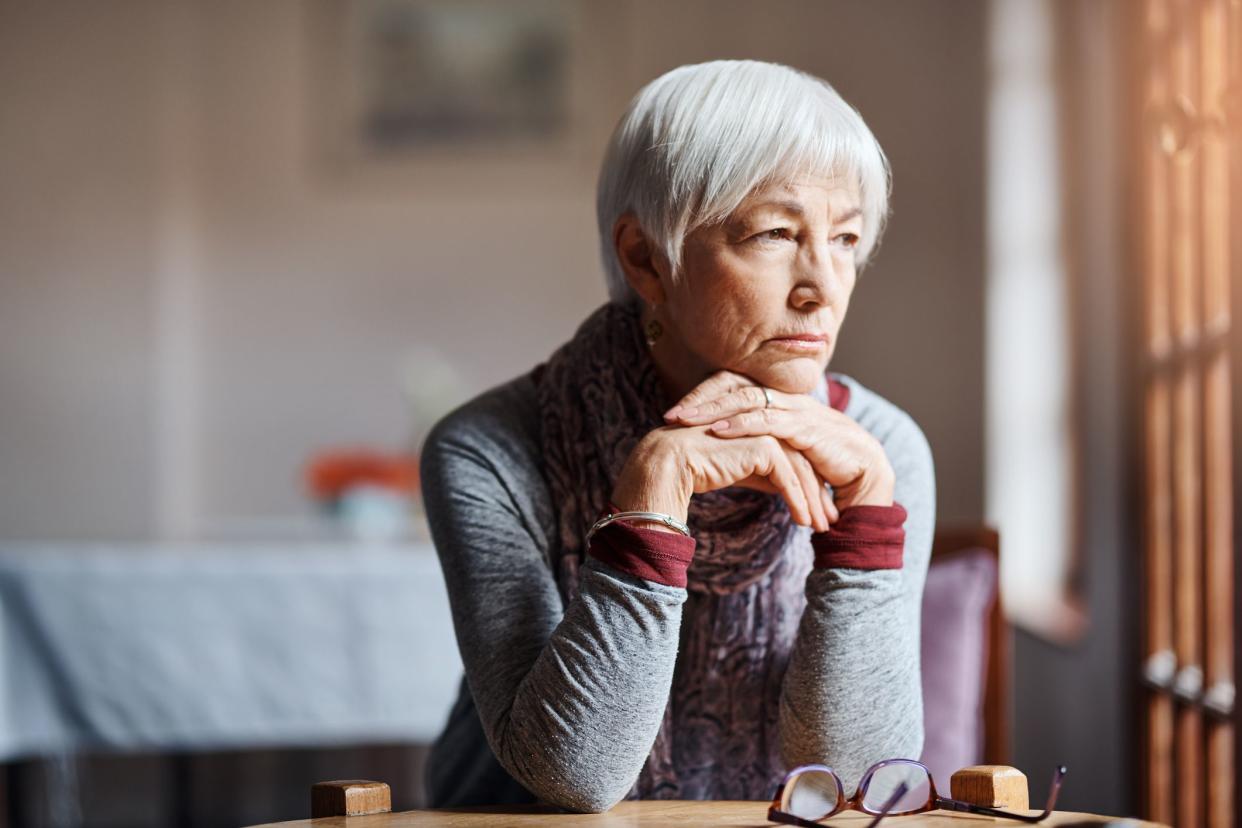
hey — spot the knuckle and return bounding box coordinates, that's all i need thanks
[757,434,781,456]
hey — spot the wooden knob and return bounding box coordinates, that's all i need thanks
[950,765,1029,810]
[311,780,392,818]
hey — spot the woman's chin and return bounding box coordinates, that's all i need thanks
[757,359,826,395]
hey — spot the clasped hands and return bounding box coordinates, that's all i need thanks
[611,370,895,534]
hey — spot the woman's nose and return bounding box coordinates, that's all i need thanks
[790,240,846,308]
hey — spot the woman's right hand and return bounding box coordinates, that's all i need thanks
[609,425,836,534]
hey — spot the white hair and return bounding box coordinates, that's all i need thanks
[596,60,892,305]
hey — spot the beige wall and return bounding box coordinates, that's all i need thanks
[0,2,162,539]
[0,0,986,539]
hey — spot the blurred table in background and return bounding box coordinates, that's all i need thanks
[0,540,460,827]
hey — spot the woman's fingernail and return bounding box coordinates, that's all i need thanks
[710,419,730,432]
[663,406,682,420]
[679,406,698,418]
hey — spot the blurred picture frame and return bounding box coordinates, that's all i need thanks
[307,0,631,191]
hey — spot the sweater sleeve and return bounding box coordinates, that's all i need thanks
[778,409,936,795]
[421,413,690,813]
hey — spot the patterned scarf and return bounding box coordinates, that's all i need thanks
[535,300,836,800]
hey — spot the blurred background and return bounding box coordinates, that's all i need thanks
[0,0,1238,826]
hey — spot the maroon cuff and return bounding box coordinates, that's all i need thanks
[811,502,907,570]
[587,505,696,588]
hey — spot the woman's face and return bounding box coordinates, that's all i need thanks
[661,174,863,395]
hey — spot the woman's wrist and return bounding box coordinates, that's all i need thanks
[834,439,895,508]
[609,433,691,532]
[847,466,896,507]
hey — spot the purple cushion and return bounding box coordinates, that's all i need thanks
[918,548,998,794]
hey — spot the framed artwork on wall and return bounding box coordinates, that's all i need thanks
[306,0,632,191]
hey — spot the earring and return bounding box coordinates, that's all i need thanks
[645,318,664,347]
[644,302,663,347]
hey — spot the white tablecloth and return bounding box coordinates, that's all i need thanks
[0,542,462,760]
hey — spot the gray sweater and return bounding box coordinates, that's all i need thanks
[420,367,935,812]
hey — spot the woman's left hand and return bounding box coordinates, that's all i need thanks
[663,370,896,514]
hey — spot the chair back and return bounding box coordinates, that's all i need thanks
[919,526,1008,793]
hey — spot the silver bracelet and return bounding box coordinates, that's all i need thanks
[586,510,691,543]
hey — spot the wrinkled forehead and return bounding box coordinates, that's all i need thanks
[732,173,863,218]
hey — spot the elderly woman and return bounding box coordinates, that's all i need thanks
[421,59,934,812]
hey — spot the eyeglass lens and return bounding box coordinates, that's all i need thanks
[860,762,932,814]
[784,769,840,821]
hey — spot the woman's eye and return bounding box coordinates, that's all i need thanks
[755,228,792,243]
[749,229,858,248]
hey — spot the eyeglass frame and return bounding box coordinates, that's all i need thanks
[767,758,1069,827]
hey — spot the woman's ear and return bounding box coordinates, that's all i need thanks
[613,213,670,306]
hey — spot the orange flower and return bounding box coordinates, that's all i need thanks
[305,449,419,502]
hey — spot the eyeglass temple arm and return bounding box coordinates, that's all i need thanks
[862,781,910,828]
[938,766,1068,823]
[766,784,826,828]
[766,807,827,828]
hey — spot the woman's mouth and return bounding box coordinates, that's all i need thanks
[767,334,829,351]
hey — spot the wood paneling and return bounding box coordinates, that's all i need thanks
[1138,0,1236,823]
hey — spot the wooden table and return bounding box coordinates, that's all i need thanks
[249,800,1164,826]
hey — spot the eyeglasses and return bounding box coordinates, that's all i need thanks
[768,759,1068,826]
